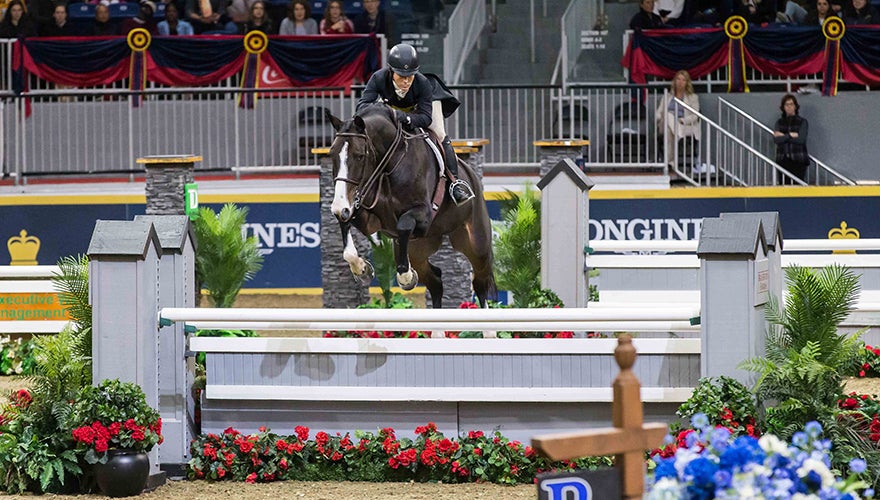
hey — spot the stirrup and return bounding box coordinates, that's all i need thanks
[449,179,475,206]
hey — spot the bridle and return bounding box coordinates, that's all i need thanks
[333,119,425,216]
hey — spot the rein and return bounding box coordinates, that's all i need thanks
[334,120,425,215]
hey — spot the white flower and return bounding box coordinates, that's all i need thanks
[645,477,684,500]
[797,458,836,488]
[758,434,790,457]
[791,494,821,500]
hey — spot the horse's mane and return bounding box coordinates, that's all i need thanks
[354,101,395,126]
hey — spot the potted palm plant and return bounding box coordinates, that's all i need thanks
[66,379,162,497]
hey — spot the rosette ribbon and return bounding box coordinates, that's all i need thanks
[127,28,151,107]
[725,16,749,93]
[240,31,268,109]
[821,17,844,96]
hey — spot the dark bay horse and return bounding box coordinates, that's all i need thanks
[326,103,496,308]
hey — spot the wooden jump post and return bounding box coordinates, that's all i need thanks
[532,335,667,499]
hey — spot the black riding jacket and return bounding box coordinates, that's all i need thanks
[356,68,434,130]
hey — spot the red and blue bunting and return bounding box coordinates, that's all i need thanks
[13,34,381,97]
[622,22,880,94]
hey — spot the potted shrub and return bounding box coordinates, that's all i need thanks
[65,379,162,497]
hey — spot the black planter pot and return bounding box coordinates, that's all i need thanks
[93,449,149,498]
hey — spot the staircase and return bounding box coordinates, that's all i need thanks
[463,0,567,84]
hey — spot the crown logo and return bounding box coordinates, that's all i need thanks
[7,230,40,265]
[827,221,859,255]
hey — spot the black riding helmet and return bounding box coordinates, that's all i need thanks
[387,43,420,77]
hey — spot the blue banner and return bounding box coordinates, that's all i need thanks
[2,188,878,290]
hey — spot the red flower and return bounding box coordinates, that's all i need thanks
[12,389,31,408]
[245,472,257,484]
[72,426,96,444]
[279,458,289,470]
[295,426,309,442]
[860,370,867,377]
[132,428,145,441]
[382,436,400,454]
[237,440,254,454]
[719,408,733,420]
[315,432,330,446]
[839,398,860,410]
[108,422,122,436]
[95,439,108,453]
[276,439,288,451]
[467,430,484,439]
[331,451,343,461]
[510,464,520,476]
[223,427,240,436]
[437,438,457,454]
[473,447,482,456]
[216,466,226,478]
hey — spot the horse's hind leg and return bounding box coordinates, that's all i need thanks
[449,226,496,308]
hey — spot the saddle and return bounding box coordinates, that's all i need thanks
[420,129,460,212]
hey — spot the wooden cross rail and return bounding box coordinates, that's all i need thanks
[532,335,668,500]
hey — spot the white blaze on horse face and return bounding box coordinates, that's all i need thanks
[330,142,352,220]
[343,232,367,275]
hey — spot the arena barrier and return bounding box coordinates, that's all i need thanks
[0,265,69,334]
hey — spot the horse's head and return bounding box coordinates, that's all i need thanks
[326,105,396,223]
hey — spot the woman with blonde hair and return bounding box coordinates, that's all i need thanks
[655,69,701,168]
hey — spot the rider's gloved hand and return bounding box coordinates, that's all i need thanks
[394,110,413,129]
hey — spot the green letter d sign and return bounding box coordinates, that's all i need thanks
[185,183,199,220]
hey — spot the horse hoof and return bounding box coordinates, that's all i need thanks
[398,269,419,291]
[358,261,375,284]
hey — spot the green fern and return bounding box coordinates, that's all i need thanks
[192,203,264,308]
[493,185,542,308]
[51,254,92,361]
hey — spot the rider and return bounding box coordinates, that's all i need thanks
[356,43,475,205]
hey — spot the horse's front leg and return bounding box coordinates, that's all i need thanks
[340,221,374,283]
[394,212,419,290]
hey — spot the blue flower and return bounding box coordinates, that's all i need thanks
[691,413,710,431]
[710,427,732,451]
[684,457,718,500]
[803,469,823,490]
[719,436,764,470]
[713,469,732,489]
[804,421,823,439]
[654,457,678,481]
[849,458,867,474]
[662,433,674,445]
[865,488,875,498]
[792,431,809,448]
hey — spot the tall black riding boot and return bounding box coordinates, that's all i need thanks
[442,136,474,205]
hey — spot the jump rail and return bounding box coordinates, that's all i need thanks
[589,238,880,253]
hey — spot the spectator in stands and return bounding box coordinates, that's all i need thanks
[39,3,73,36]
[688,0,735,25]
[279,0,316,34]
[185,0,235,33]
[773,94,809,182]
[630,0,667,29]
[0,0,36,36]
[654,0,685,25]
[737,0,776,23]
[240,0,273,33]
[655,70,701,167]
[804,0,835,24]
[27,0,54,34]
[92,3,118,35]
[320,0,353,34]
[121,0,159,34]
[842,0,879,23]
[778,0,812,23]
[158,3,193,34]
[353,0,385,35]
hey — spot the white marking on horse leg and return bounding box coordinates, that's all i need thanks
[397,264,417,289]
[330,142,352,219]
[342,233,367,276]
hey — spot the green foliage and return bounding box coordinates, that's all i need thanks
[0,327,89,493]
[52,254,92,359]
[369,233,396,307]
[357,293,415,310]
[675,376,759,436]
[187,423,612,485]
[65,379,162,463]
[193,203,264,308]
[0,337,36,376]
[193,329,258,366]
[493,185,543,308]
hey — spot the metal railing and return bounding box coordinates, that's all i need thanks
[716,97,855,185]
[557,0,604,88]
[443,0,486,85]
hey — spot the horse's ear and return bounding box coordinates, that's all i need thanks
[353,115,366,131]
[326,109,344,131]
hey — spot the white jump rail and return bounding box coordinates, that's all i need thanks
[589,238,880,253]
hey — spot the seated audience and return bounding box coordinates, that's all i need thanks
[778,0,811,23]
[40,3,73,36]
[773,93,809,182]
[319,0,353,34]
[654,0,685,25]
[92,3,118,35]
[655,70,701,167]
[353,0,385,34]
[240,0,273,33]
[737,0,776,23]
[121,0,159,34]
[688,0,735,26]
[279,0,317,34]
[185,0,236,33]
[0,0,36,36]
[842,0,879,24]
[803,0,835,24]
[158,3,193,34]
[630,0,667,29]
